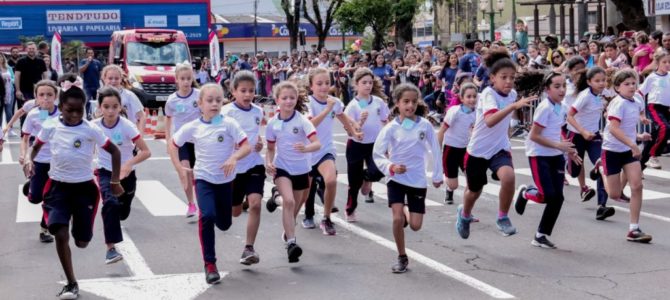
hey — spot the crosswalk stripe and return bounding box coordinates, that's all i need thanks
[643,168,670,180]
[15,186,43,223]
[1,145,13,163]
[336,174,442,207]
[135,180,188,216]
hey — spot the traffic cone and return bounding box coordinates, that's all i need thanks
[153,110,166,139]
[144,108,153,135]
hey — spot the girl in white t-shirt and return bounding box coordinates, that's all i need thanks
[456,50,538,240]
[94,87,152,265]
[373,83,443,273]
[514,72,581,249]
[437,83,477,205]
[165,63,201,218]
[343,68,389,222]
[639,49,670,170]
[100,65,146,129]
[265,81,321,264]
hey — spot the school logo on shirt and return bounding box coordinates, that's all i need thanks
[377,108,381,115]
[217,135,224,142]
[255,116,261,125]
[292,127,299,134]
[419,131,426,140]
[192,101,198,108]
[73,139,82,148]
[331,111,336,119]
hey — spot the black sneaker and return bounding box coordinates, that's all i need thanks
[364,191,375,203]
[287,242,303,263]
[596,206,615,220]
[57,282,79,300]
[204,263,221,284]
[514,185,528,215]
[40,231,54,243]
[266,187,279,213]
[22,180,30,197]
[580,187,596,202]
[331,206,339,213]
[589,159,601,180]
[445,190,454,205]
[531,235,556,249]
[391,255,409,273]
[627,229,652,243]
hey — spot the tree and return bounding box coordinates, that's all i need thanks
[18,35,46,46]
[610,0,651,32]
[335,0,394,50]
[302,0,345,51]
[281,0,302,51]
[392,0,419,49]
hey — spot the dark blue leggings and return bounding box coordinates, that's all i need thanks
[195,180,233,264]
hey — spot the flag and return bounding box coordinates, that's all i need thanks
[50,31,63,75]
[209,30,221,77]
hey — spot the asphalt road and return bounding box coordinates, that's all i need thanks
[2,123,670,300]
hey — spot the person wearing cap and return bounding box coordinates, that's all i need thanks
[384,42,403,63]
[453,44,465,59]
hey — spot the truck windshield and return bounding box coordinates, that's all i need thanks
[126,42,189,66]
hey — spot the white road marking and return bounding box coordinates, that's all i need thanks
[135,180,188,216]
[643,168,670,180]
[336,174,442,206]
[612,206,670,223]
[117,227,155,277]
[15,185,43,223]
[1,145,13,163]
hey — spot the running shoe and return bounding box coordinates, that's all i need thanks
[105,247,123,264]
[239,247,260,265]
[287,242,303,263]
[320,218,336,235]
[580,187,596,202]
[22,180,30,197]
[364,191,375,203]
[391,255,409,273]
[331,206,340,213]
[301,218,316,229]
[204,263,221,284]
[596,205,615,220]
[455,205,472,239]
[589,158,601,180]
[646,157,662,169]
[614,193,630,203]
[8,130,18,138]
[531,235,557,249]
[345,212,357,223]
[626,229,652,243]
[57,282,79,300]
[40,231,54,243]
[496,216,518,236]
[445,190,454,205]
[266,187,279,213]
[186,202,197,218]
[514,185,528,215]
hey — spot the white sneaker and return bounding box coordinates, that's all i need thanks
[8,130,18,137]
[646,157,662,169]
[345,212,357,223]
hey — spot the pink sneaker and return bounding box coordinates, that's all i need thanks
[186,202,197,218]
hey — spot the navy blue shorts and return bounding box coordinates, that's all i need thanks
[601,150,639,176]
[566,131,602,177]
[309,153,336,177]
[464,150,514,193]
[274,168,309,190]
[43,179,100,242]
[28,162,50,204]
[178,142,196,168]
[387,180,427,214]
[232,165,266,206]
[442,145,466,179]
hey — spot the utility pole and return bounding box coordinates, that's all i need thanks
[511,0,517,42]
[254,0,258,54]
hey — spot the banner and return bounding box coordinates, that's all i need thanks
[50,31,63,75]
[209,30,220,77]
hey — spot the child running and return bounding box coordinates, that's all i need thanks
[640,49,670,170]
[437,82,477,205]
[169,83,251,284]
[596,69,652,243]
[29,86,123,299]
[456,49,538,239]
[100,65,145,130]
[373,83,442,273]
[514,72,581,249]
[20,80,60,243]
[343,67,389,221]
[220,70,266,265]
[93,87,152,264]
[565,66,614,219]
[265,81,321,262]
[165,63,201,218]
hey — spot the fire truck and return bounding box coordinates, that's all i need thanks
[108,29,191,109]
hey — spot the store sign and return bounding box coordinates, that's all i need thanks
[46,10,121,35]
[645,0,670,16]
[0,17,22,30]
[178,15,200,27]
[145,15,167,28]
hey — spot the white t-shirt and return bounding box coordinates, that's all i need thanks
[306,95,344,165]
[37,119,110,183]
[120,88,144,125]
[172,115,248,184]
[568,88,605,134]
[602,96,639,152]
[221,102,264,173]
[265,111,317,175]
[525,98,566,157]
[165,88,201,133]
[93,117,141,171]
[442,104,475,148]
[639,72,670,106]
[344,96,390,144]
[373,117,443,188]
[467,87,517,159]
[563,79,577,111]
[22,107,60,163]
[21,99,37,112]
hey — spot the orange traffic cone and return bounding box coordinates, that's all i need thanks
[144,108,153,135]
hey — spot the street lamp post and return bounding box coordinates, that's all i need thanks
[480,0,505,41]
